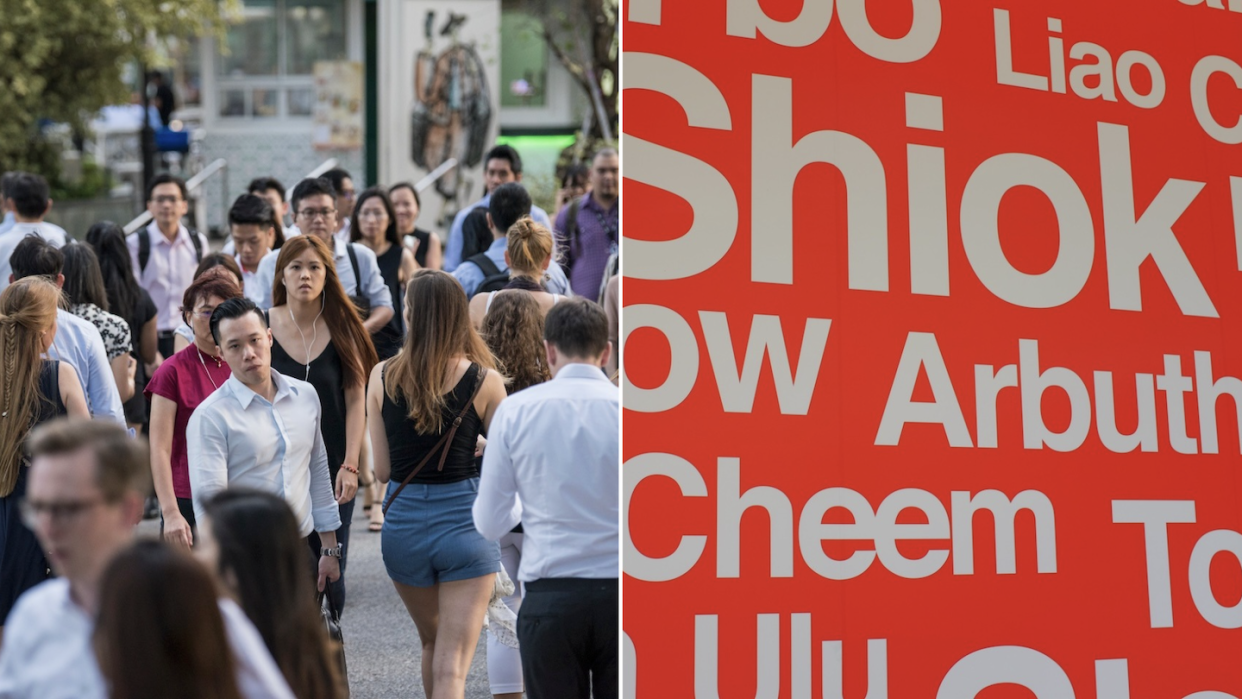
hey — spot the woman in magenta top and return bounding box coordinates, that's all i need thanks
[145,270,243,548]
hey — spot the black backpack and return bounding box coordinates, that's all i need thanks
[467,253,510,294]
[137,225,204,274]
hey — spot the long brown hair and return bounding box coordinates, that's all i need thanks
[0,278,61,497]
[203,489,344,699]
[385,270,495,433]
[271,235,377,389]
[93,540,243,699]
[481,291,549,394]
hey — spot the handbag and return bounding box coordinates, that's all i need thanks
[382,366,489,516]
[319,585,350,698]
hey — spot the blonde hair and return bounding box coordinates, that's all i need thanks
[385,270,496,434]
[0,278,62,497]
[506,217,555,281]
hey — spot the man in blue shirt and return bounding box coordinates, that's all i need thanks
[444,145,553,272]
[452,183,571,298]
[9,237,126,424]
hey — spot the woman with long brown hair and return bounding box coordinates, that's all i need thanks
[367,269,507,699]
[268,234,375,611]
[476,289,550,698]
[0,278,90,630]
[198,489,344,699]
[93,541,248,699]
[467,217,562,330]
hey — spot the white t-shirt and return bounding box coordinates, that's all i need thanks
[0,579,295,699]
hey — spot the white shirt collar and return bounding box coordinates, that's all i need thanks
[553,362,611,382]
[224,369,298,410]
[146,220,188,246]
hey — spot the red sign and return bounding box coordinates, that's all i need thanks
[622,0,1242,696]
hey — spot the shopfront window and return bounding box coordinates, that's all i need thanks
[217,0,347,120]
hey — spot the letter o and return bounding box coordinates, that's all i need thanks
[937,646,1075,698]
[1191,55,1242,145]
[837,0,942,63]
[1188,530,1242,629]
[960,153,1094,309]
[1116,51,1165,109]
[624,453,709,582]
[622,304,699,413]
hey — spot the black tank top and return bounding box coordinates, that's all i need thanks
[382,363,482,484]
[410,228,432,268]
[35,360,65,426]
[373,243,404,360]
[270,336,347,481]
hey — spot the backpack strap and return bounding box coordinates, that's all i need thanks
[345,243,362,296]
[188,227,204,263]
[467,252,502,279]
[138,228,150,275]
[562,197,581,273]
[381,366,488,516]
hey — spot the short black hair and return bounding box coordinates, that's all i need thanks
[229,194,277,229]
[0,171,24,201]
[289,177,336,215]
[8,173,50,218]
[321,168,353,194]
[484,145,522,175]
[544,297,609,359]
[488,183,532,234]
[11,235,64,280]
[209,296,267,347]
[247,177,286,202]
[146,174,188,202]
[388,182,421,208]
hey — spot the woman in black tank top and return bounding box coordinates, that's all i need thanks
[0,278,91,625]
[350,188,416,360]
[389,182,443,270]
[268,235,377,613]
[366,270,506,699]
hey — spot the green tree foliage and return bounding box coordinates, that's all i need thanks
[521,0,617,142]
[0,0,224,177]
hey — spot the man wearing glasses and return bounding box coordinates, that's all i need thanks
[126,175,206,360]
[252,177,394,335]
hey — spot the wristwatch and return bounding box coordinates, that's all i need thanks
[321,544,343,559]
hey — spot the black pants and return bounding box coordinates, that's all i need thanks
[158,496,197,538]
[306,497,355,616]
[157,332,177,361]
[518,578,618,699]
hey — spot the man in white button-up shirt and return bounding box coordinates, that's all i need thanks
[474,297,619,699]
[187,297,343,591]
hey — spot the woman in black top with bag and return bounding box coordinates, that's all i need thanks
[350,188,415,361]
[367,269,506,699]
[268,234,376,613]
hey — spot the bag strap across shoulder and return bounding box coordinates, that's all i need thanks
[382,365,488,516]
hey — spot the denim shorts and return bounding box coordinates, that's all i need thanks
[381,477,501,588]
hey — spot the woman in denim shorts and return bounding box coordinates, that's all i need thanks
[367,270,507,699]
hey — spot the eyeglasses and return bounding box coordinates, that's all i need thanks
[298,208,336,220]
[152,195,183,205]
[19,497,105,528]
[358,209,388,219]
[339,190,356,199]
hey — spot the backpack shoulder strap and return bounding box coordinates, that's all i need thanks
[138,227,150,275]
[467,252,502,279]
[187,227,204,263]
[345,243,362,295]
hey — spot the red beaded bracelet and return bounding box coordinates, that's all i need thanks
[341,463,358,475]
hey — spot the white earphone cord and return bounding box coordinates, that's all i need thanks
[290,295,325,382]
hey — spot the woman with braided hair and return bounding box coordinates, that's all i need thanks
[0,278,90,632]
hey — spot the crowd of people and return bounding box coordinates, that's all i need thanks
[0,142,621,699]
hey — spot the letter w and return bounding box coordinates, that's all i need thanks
[700,312,831,415]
